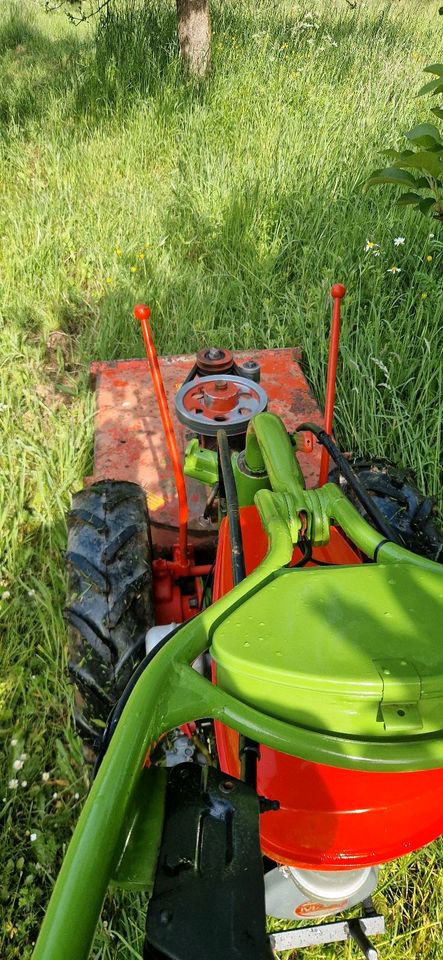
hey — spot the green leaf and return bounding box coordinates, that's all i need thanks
[396,192,422,206]
[418,197,437,215]
[417,78,443,97]
[382,148,414,161]
[363,167,418,191]
[415,176,432,188]
[404,123,442,149]
[423,63,443,77]
[395,150,443,179]
[431,106,443,120]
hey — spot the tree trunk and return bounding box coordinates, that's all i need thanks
[176,0,211,78]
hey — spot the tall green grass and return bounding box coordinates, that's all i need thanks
[0,0,442,957]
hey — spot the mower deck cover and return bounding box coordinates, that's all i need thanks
[211,561,443,743]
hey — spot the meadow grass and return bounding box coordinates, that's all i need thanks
[0,0,442,957]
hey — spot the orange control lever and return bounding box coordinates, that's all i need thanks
[319,283,346,486]
[134,304,189,565]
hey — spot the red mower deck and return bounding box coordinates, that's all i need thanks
[90,349,323,550]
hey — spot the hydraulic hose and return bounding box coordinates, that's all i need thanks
[296,422,403,546]
[217,429,246,586]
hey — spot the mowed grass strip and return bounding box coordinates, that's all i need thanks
[0,1,442,957]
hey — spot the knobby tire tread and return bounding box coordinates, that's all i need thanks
[65,480,154,746]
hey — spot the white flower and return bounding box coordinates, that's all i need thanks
[13,759,24,771]
[394,237,405,246]
[387,266,401,274]
[365,240,379,252]
[41,772,50,782]
[21,781,27,788]
[20,753,27,761]
[52,792,58,800]
[74,792,80,800]
[10,738,17,747]
[8,779,19,789]
[373,250,381,257]
[27,590,36,598]
[429,233,435,239]
[30,833,37,842]
[1,591,11,600]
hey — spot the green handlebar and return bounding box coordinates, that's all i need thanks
[32,412,442,960]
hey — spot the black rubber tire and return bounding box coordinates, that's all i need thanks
[65,480,154,747]
[330,458,443,563]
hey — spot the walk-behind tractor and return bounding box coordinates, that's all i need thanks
[33,286,443,960]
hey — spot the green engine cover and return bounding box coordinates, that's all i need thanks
[211,562,443,741]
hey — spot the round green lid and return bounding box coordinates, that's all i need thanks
[211,562,443,742]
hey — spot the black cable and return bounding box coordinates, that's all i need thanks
[296,422,403,546]
[293,539,312,567]
[217,429,246,586]
[199,561,215,611]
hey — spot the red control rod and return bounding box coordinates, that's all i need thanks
[134,304,189,565]
[319,283,346,486]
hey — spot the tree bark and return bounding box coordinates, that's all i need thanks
[176,0,211,78]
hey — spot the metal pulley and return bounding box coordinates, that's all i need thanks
[175,374,268,437]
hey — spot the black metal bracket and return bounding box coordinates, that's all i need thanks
[144,763,273,960]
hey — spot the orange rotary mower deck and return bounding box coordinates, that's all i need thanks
[89,349,324,549]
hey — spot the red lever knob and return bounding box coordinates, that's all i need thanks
[330,283,346,299]
[133,303,151,321]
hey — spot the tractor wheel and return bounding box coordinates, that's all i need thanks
[65,480,154,749]
[331,458,443,563]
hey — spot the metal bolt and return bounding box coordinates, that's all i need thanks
[219,779,235,794]
[215,380,228,391]
[207,348,224,360]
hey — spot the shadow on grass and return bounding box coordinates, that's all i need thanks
[0,0,416,136]
[0,3,88,133]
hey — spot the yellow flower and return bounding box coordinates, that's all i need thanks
[421,292,428,299]
[138,252,145,260]
[106,276,113,284]
[130,265,137,273]
[426,255,433,262]
[114,247,122,256]
[411,51,420,62]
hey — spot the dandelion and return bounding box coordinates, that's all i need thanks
[130,266,137,273]
[12,759,24,772]
[114,247,122,256]
[421,292,428,299]
[8,779,18,789]
[105,277,113,284]
[387,266,401,274]
[41,772,50,782]
[138,252,144,260]
[30,833,37,842]
[394,237,405,246]
[426,255,433,262]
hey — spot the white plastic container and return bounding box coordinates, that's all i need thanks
[265,864,379,920]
